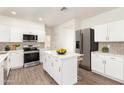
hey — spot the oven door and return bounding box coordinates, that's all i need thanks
[24,52,39,63]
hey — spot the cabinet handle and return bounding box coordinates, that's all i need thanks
[104,61,106,64]
[103,60,106,64]
[59,67,61,72]
[102,60,104,64]
[51,63,53,67]
[111,57,116,59]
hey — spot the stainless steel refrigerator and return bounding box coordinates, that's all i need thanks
[76,28,98,71]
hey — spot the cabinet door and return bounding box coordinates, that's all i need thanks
[10,27,23,42]
[0,25,10,42]
[53,58,62,84]
[108,20,124,41]
[0,62,4,85]
[106,57,123,80]
[94,24,108,42]
[40,51,43,63]
[37,30,45,42]
[10,51,23,68]
[6,55,11,76]
[46,55,54,77]
[91,53,105,73]
[43,54,47,71]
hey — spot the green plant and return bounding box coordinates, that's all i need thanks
[15,44,20,47]
[5,45,10,51]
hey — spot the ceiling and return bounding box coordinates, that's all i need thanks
[0,7,116,27]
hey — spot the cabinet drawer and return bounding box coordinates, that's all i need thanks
[107,56,124,62]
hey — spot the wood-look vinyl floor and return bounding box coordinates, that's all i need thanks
[7,64,122,85]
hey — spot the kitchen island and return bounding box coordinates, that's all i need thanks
[42,50,79,85]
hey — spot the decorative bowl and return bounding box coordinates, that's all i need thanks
[56,48,67,55]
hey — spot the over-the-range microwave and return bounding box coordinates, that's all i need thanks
[23,34,38,42]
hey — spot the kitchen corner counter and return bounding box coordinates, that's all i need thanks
[0,50,23,63]
[92,51,124,57]
[0,52,10,63]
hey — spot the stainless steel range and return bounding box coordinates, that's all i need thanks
[23,46,40,67]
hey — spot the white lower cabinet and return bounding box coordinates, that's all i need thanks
[10,50,24,69]
[43,52,77,85]
[0,61,4,85]
[6,54,11,76]
[91,54,105,73]
[53,58,62,84]
[92,52,124,83]
[106,57,123,80]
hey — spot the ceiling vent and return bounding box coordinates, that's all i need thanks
[60,7,67,11]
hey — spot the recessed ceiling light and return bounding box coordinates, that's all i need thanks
[11,11,16,15]
[38,17,43,21]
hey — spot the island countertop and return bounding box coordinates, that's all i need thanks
[44,50,83,59]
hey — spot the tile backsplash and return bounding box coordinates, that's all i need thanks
[99,42,124,55]
[0,42,45,51]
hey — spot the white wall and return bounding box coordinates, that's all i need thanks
[45,26,53,48]
[51,20,75,52]
[78,8,124,29]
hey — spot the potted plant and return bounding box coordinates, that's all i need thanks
[102,46,109,53]
[5,45,10,51]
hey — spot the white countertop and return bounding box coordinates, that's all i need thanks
[92,51,124,57]
[44,50,82,59]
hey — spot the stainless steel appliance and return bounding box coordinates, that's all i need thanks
[76,28,98,71]
[23,34,38,42]
[23,47,40,67]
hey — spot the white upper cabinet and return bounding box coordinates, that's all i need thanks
[37,26,45,42]
[10,27,23,42]
[0,24,10,42]
[94,24,108,42]
[94,20,124,42]
[108,20,124,41]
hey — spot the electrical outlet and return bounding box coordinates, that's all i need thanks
[107,45,110,48]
